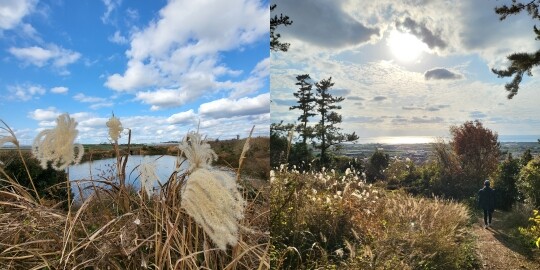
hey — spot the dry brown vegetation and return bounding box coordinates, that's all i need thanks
[270,167,479,269]
[0,131,269,269]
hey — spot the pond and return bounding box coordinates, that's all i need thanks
[68,155,186,198]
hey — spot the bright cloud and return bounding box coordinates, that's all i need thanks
[0,0,36,30]
[199,93,270,119]
[7,84,46,101]
[50,86,68,94]
[8,44,81,68]
[105,0,269,109]
[28,107,61,121]
[167,109,197,124]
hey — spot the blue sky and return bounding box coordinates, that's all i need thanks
[0,0,269,144]
[271,0,540,142]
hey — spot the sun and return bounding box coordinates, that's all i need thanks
[387,30,429,62]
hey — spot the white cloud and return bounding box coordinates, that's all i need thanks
[73,93,114,109]
[104,0,269,109]
[135,88,200,111]
[28,107,61,121]
[8,46,52,67]
[101,0,122,24]
[0,0,36,30]
[199,93,270,119]
[108,30,128,44]
[8,44,81,69]
[7,84,46,101]
[89,102,114,109]
[50,86,68,94]
[73,93,106,103]
[167,109,197,124]
[105,60,161,91]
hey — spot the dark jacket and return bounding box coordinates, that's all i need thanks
[478,186,495,210]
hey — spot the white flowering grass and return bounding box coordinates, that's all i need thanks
[106,114,123,142]
[32,113,84,170]
[179,131,246,250]
[181,168,245,250]
[178,132,217,171]
[0,119,19,148]
[138,157,158,196]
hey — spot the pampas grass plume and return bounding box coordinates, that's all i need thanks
[138,157,158,196]
[179,131,245,250]
[106,114,123,142]
[32,113,84,170]
[181,168,245,250]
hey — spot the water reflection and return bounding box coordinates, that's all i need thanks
[68,155,185,199]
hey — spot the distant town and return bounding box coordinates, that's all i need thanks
[341,142,540,164]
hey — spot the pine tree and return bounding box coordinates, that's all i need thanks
[313,77,358,166]
[289,74,316,145]
[492,0,540,98]
[270,4,293,52]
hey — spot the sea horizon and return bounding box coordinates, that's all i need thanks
[348,135,540,145]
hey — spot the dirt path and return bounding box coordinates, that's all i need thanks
[473,211,540,270]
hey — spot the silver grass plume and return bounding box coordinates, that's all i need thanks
[178,132,217,171]
[32,113,84,170]
[138,157,158,196]
[179,131,245,250]
[106,114,123,142]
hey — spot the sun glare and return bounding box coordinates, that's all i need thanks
[387,30,429,62]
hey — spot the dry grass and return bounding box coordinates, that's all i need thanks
[270,166,479,269]
[0,127,269,269]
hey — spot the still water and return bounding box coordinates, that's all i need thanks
[68,155,185,197]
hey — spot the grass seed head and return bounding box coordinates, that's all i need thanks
[31,113,84,170]
[106,114,123,142]
[139,157,158,196]
[178,132,217,171]
[181,168,245,250]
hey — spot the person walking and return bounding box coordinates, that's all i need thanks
[478,180,496,228]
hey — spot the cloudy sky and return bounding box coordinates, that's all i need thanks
[271,0,540,142]
[0,0,269,144]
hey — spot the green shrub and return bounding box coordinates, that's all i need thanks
[518,157,540,207]
[518,209,540,249]
[0,150,69,204]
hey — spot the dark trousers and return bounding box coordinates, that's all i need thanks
[483,208,494,225]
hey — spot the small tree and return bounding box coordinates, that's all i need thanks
[450,120,500,193]
[431,139,467,199]
[521,148,534,167]
[366,149,389,183]
[270,4,292,52]
[289,74,316,165]
[290,74,316,145]
[519,156,540,207]
[493,154,521,210]
[313,77,358,167]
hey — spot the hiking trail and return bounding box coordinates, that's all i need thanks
[473,211,540,270]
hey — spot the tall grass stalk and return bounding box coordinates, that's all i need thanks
[237,125,255,182]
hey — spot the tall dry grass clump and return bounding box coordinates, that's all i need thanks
[0,117,269,269]
[271,165,479,269]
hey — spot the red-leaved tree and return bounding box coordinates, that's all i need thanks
[450,120,500,193]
